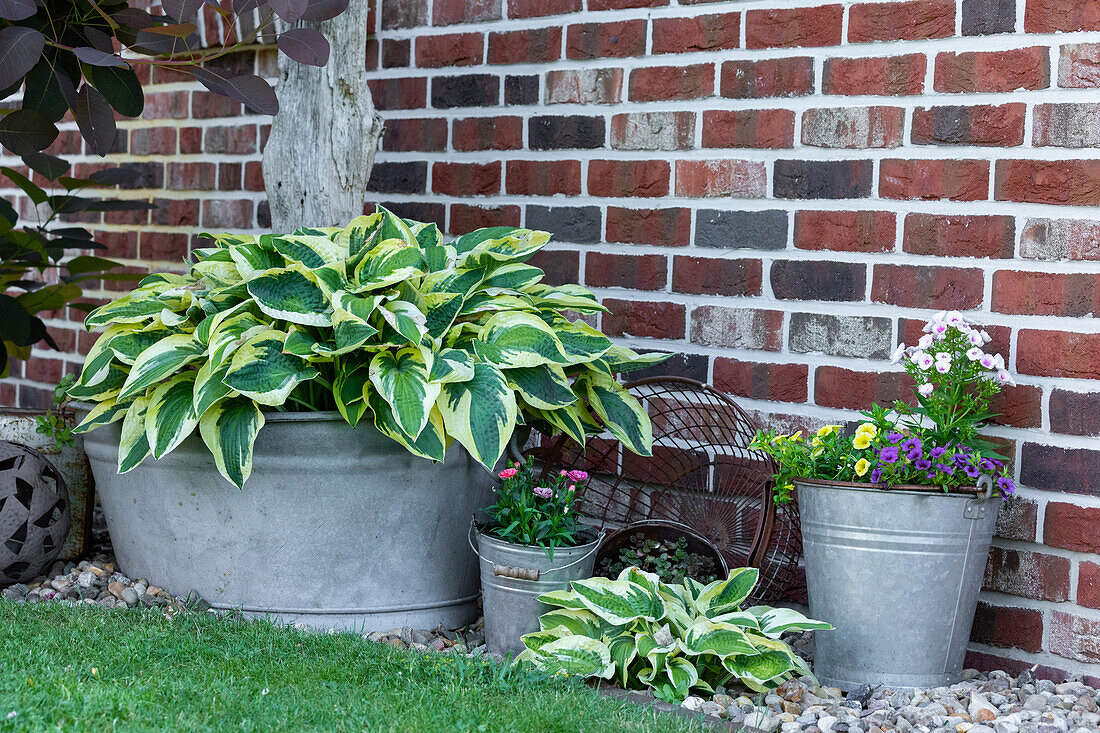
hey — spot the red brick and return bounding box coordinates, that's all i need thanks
[795,210,896,253]
[1059,43,1100,88]
[179,127,202,154]
[1018,330,1100,378]
[823,54,926,96]
[996,498,1038,541]
[415,32,482,68]
[871,264,984,309]
[129,127,176,156]
[1050,390,1100,436]
[141,232,189,262]
[1046,502,1100,552]
[588,160,670,198]
[382,38,410,68]
[912,104,1026,146]
[993,271,1100,317]
[167,162,215,191]
[527,249,579,286]
[848,0,955,42]
[448,204,520,233]
[367,77,427,110]
[814,366,913,409]
[508,0,579,17]
[1021,218,1100,260]
[690,306,783,350]
[202,199,252,229]
[674,160,767,198]
[1079,561,1100,609]
[1026,0,1100,31]
[801,107,904,148]
[935,48,1050,93]
[721,57,814,98]
[903,214,1015,258]
[601,299,685,340]
[1033,103,1100,146]
[152,198,200,227]
[546,68,623,104]
[585,253,667,291]
[432,162,500,196]
[244,162,263,192]
[745,5,843,48]
[971,603,1044,653]
[714,359,808,403]
[453,116,522,151]
[566,20,646,60]
[629,64,714,102]
[605,207,691,247]
[701,109,795,148]
[610,111,695,151]
[488,27,561,65]
[1050,611,1100,664]
[433,0,500,26]
[217,163,241,191]
[652,13,740,54]
[383,118,448,152]
[505,160,581,196]
[192,91,239,119]
[589,0,665,8]
[989,384,1043,428]
[998,160,1100,206]
[880,159,990,201]
[672,256,763,296]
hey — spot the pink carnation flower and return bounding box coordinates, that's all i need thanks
[567,469,588,482]
[533,486,553,499]
[498,468,517,479]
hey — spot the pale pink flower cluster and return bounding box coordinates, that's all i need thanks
[889,310,1016,395]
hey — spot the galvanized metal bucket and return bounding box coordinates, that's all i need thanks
[471,525,601,656]
[797,477,1002,691]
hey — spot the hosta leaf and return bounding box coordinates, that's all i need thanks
[421,267,484,297]
[108,325,174,365]
[338,213,381,258]
[369,347,439,439]
[601,344,672,374]
[425,348,474,385]
[271,234,347,269]
[67,363,128,401]
[568,577,666,626]
[538,608,603,638]
[578,371,652,457]
[193,360,234,419]
[507,364,576,410]
[333,354,371,426]
[423,292,463,340]
[228,238,284,279]
[75,323,134,388]
[379,301,427,345]
[461,228,549,266]
[192,258,243,288]
[118,334,204,401]
[353,239,425,292]
[519,625,572,654]
[247,264,332,327]
[145,371,198,459]
[72,395,132,435]
[541,313,613,365]
[532,636,614,679]
[725,648,795,688]
[117,395,152,474]
[747,606,832,639]
[410,220,442,248]
[693,568,760,620]
[678,619,757,657]
[460,292,536,317]
[85,288,168,328]
[437,362,517,468]
[422,243,455,272]
[331,291,382,353]
[529,404,588,446]
[536,589,589,611]
[665,656,699,692]
[367,391,446,462]
[607,633,638,688]
[473,311,570,369]
[282,326,321,359]
[223,330,319,407]
[483,262,544,291]
[208,308,267,368]
[375,205,418,246]
[198,397,264,489]
[524,283,607,313]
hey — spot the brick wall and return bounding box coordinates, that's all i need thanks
[4,0,1100,678]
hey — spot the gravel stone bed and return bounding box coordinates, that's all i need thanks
[4,511,1097,732]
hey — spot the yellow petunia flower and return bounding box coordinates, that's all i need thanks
[789,431,803,442]
[854,458,870,477]
[856,422,878,437]
[816,424,842,437]
[852,433,872,450]
[811,447,824,457]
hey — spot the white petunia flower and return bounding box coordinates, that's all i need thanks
[966,347,984,361]
[918,383,935,397]
[913,351,934,370]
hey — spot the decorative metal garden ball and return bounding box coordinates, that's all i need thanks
[0,441,71,585]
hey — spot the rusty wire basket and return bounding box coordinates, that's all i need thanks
[529,376,806,605]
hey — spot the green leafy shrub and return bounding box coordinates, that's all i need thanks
[71,207,666,487]
[517,566,830,703]
[597,534,717,585]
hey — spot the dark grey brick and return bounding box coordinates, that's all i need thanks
[695,210,788,250]
[789,313,893,359]
[773,160,873,199]
[526,205,602,244]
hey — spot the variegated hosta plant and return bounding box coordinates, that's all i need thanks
[517,567,830,704]
[69,207,667,488]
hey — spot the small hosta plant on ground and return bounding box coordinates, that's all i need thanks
[517,566,830,704]
[597,534,718,586]
[70,207,666,487]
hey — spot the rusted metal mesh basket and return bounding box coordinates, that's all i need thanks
[529,377,806,605]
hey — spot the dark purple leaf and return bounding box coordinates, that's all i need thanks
[72,47,128,68]
[162,0,206,22]
[88,167,140,185]
[0,0,35,20]
[82,27,116,53]
[277,28,330,67]
[0,27,45,90]
[300,0,348,21]
[268,0,307,22]
[85,64,144,118]
[0,109,57,155]
[134,25,201,55]
[190,65,233,95]
[22,152,69,181]
[71,85,117,156]
[231,0,261,12]
[192,67,278,115]
[22,62,67,122]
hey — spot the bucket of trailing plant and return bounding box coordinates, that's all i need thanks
[753,310,1017,691]
[68,208,665,632]
[472,459,604,656]
[594,520,728,586]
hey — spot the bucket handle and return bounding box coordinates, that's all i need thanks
[467,521,604,582]
[963,474,995,520]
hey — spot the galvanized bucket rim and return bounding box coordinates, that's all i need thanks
[794,476,990,499]
[71,400,347,424]
[473,525,603,554]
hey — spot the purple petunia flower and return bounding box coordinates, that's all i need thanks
[870,468,883,483]
[906,448,923,461]
[996,477,1016,494]
[901,437,923,454]
[936,463,955,475]
[954,453,970,466]
[964,464,981,479]
[886,432,904,444]
[930,447,947,460]
[879,446,900,464]
[915,459,932,470]
[926,470,938,480]
[979,458,996,471]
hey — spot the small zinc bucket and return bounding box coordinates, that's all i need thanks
[797,476,1002,691]
[471,525,601,656]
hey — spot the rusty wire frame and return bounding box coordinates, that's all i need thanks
[529,376,806,605]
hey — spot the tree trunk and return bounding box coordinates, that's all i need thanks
[262,6,383,232]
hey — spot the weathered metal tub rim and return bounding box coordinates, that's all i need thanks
[794,477,986,497]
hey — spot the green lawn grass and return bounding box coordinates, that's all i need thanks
[0,602,706,732]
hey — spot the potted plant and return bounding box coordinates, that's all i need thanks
[473,458,602,655]
[69,207,664,630]
[751,310,1016,690]
[595,521,727,585]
